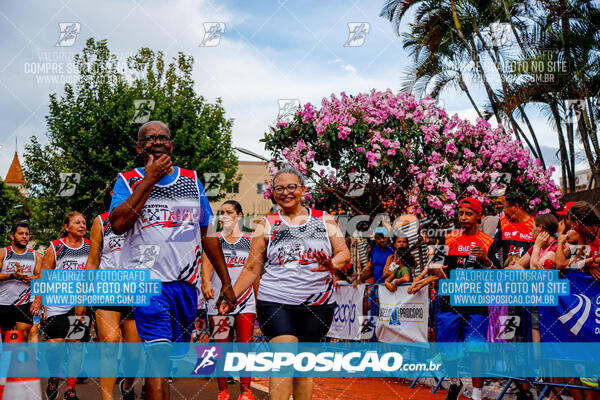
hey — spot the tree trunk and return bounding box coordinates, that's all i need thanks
[548,99,571,192]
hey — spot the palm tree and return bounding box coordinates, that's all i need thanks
[381,0,600,191]
[381,0,545,165]
[502,0,600,190]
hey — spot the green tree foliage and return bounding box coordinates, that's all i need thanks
[381,0,600,191]
[23,38,237,246]
[0,181,28,244]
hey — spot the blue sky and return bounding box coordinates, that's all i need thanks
[0,0,570,182]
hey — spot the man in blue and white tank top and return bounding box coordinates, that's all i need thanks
[0,221,41,341]
[109,121,234,399]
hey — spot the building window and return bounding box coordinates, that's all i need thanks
[227,183,239,194]
[257,183,266,194]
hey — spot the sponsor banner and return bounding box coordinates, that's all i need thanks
[327,284,364,340]
[376,285,428,342]
[30,269,161,306]
[540,270,600,343]
[2,343,600,378]
[439,269,570,307]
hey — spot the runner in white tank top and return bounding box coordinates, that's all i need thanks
[32,212,90,400]
[74,206,140,400]
[97,212,124,269]
[0,221,42,341]
[201,200,256,399]
[218,164,350,400]
[205,232,254,315]
[45,236,90,318]
[259,207,334,305]
[0,246,37,306]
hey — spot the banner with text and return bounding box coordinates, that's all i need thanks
[376,285,428,342]
[327,284,364,340]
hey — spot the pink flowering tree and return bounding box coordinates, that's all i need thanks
[262,90,562,225]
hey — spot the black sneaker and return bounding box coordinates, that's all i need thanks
[140,384,146,400]
[227,377,236,385]
[119,379,136,400]
[516,390,534,400]
[445,381,463,400]
[63,387,80,400]
[46,377,60,400]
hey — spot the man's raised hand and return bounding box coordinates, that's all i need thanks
[144,154,173,184]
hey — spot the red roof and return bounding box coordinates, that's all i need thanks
[5,152,25,185]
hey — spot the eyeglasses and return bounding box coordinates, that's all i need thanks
[273,184,301,194]
[140,134,171,144]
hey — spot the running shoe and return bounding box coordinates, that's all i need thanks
[63,387,80,400]
[218,390,231,400]
[46,377,60,400]
[238,390,255,400]
[119,378,136,400]
[445,381,463,400]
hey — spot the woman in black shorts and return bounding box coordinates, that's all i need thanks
[31,212,90,400]
[75,189,141,400]
[219,164,350,400]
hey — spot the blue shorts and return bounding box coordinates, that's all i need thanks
[134,281,197,358]
[436,312,488,358]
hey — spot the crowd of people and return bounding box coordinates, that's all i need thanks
[345,193,600,400]
[0,119,599,400]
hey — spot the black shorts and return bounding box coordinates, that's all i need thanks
[93,306,135,320]
[42,309,91,340]
[0,303,33,331]
[256,300,335,342]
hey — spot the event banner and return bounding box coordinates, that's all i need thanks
[326,284,364,340]
[376,285,428,342]
[2,343,600,378]
[539,270,600,342]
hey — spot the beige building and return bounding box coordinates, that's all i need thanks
[209,160,274,219]
[560,169,595,192]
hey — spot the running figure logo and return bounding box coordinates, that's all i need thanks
[66,316,90,340]
[357,316,377,341]
[489,172,512,197]
[565,99,586,125]
[192,345,222,375]
[200,23,225,47]
[138,245,160,268]
[344,23,370,47]
[277,99,300,122]
[57,173,81,197]
[131,100,155,124]
[211,316,234,340]
[203,173,225,197]
[346,173,369,197]
[56,22,81,47]
[496,315,521,340]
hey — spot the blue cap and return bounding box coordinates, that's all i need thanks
[374,227,388,236]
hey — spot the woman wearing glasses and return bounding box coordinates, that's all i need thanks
[219,164,350,400]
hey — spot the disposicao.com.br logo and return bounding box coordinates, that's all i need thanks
[222,351,441,373]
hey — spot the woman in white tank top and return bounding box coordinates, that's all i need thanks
[32,212,90,400]
[201,200,256,400]
[219,164,350,400]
